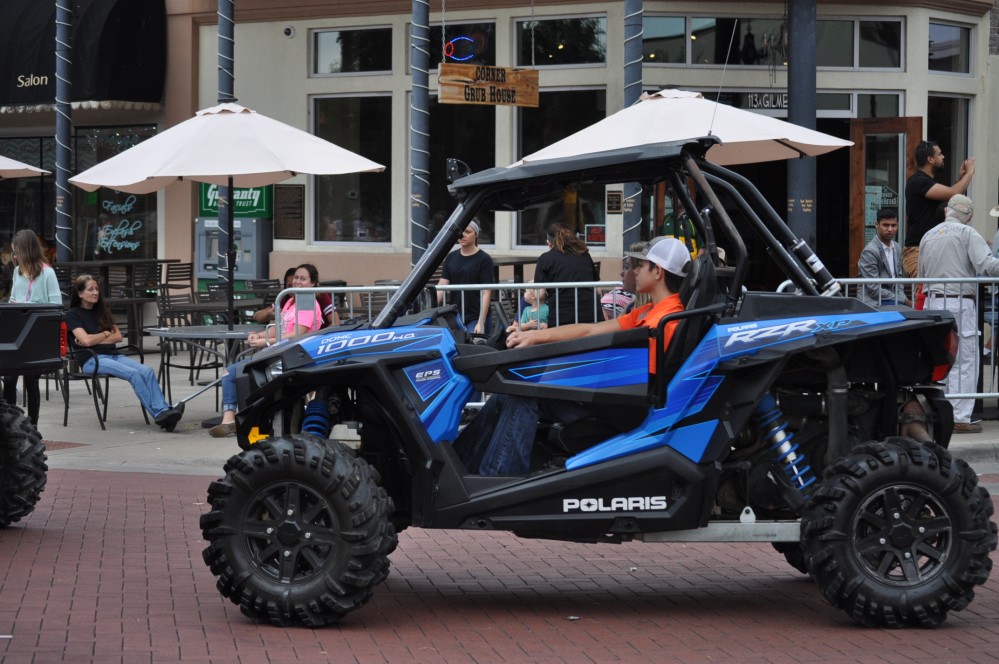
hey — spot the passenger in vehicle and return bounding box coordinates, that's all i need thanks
[454,237,690,476]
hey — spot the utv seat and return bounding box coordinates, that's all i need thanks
[538,252,721,462]
[659,251,722,394]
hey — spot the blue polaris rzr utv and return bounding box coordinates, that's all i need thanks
[200,137,995,628]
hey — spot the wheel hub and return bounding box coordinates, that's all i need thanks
[889,522,915,548]
[277,520,303,546]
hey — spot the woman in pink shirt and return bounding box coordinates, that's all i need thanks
[209,264,325,437]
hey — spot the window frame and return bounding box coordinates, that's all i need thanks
[309,25,395,78]
[640,14,904,72]
[927,20,973,77]
[513,13,609,70]
[311,92,393,245]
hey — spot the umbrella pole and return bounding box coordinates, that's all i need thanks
[226,176,235,331]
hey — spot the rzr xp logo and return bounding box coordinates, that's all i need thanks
[723,318,857,348]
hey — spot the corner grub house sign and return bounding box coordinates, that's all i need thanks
[438,63,539,108]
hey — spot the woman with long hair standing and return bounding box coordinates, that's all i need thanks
[66,275,183,430]
[535,223,598,327]
[2,230,62,425]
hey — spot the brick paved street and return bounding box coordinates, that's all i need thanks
[1,466,998,663]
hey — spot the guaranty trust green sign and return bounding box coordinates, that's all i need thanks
[198,183,272,218]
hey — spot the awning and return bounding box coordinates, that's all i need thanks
[0,0,165,111]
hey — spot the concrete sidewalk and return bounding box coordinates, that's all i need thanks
[21,351,999,474]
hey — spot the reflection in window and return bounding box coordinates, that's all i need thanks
[313,28,392,74]
[516,17,606,66]
[74,126,159,259]
[314,97,391,243]
[428,23,495,68]
[517,90,606,245]
[858,94,900,118]
[816,21,852,67]
[642,16,685,64]
[859,21,902,68]
[929,23,970,74]
[690,18,786,66]
[427,98,495,243]
[927,95,969,186]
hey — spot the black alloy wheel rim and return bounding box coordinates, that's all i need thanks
[242,481,340,583]
[851,483,953,586]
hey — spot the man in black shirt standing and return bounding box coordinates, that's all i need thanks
[901,140,975,277]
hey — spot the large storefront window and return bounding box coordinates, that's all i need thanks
[428,22,495,68]
[929,23,971,74]
[427,97,495,243]
[927,95,969,186]
[516,17,606,66]
[517,89,606,246]
[312,27,393,75]
[74,126,159,259]
[314,96,391,243]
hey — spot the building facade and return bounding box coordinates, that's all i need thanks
[2,0,997,289]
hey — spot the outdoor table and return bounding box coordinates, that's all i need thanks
[148,324,265,367]
[168,298,265,324]
[59,258,179,291]
[491,256,536,283]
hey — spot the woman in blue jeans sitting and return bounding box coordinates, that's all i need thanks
[66,275,183,431]
[209,263,327,437]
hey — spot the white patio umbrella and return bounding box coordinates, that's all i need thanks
[519,89,853,166]
[70,102,383,193]
[0,155,51,179]
[70,102,385,328]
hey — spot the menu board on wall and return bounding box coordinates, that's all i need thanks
[274,185,305,240]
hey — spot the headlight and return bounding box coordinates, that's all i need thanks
[264,358,284,381]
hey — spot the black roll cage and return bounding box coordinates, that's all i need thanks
[373,138,840,329]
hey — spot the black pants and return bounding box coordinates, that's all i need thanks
[2,374,40,425]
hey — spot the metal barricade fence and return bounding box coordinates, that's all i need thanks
[836,276,997,401]
[273,281,625,334]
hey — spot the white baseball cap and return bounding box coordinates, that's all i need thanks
[990,206,999,218]
[624,236,691,276]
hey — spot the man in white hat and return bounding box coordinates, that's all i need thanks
[454,237,691,475]
[919,194,999,433]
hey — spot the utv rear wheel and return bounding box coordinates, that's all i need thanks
[802,437,996,627]
[0,401,47,528]
[200,434,397,627]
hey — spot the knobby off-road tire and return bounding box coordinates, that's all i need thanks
[0,401,47,528]
[772,542,809,575]
[200,434,398,627]
[801,437,996,627]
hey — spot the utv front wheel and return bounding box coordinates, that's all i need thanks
[200,435,397,626]
[802,437,996,627]
[0,401,47,528]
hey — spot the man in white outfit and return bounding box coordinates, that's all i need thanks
[919,195,999,433]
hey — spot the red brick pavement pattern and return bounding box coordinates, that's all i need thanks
[0,470,998,663]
